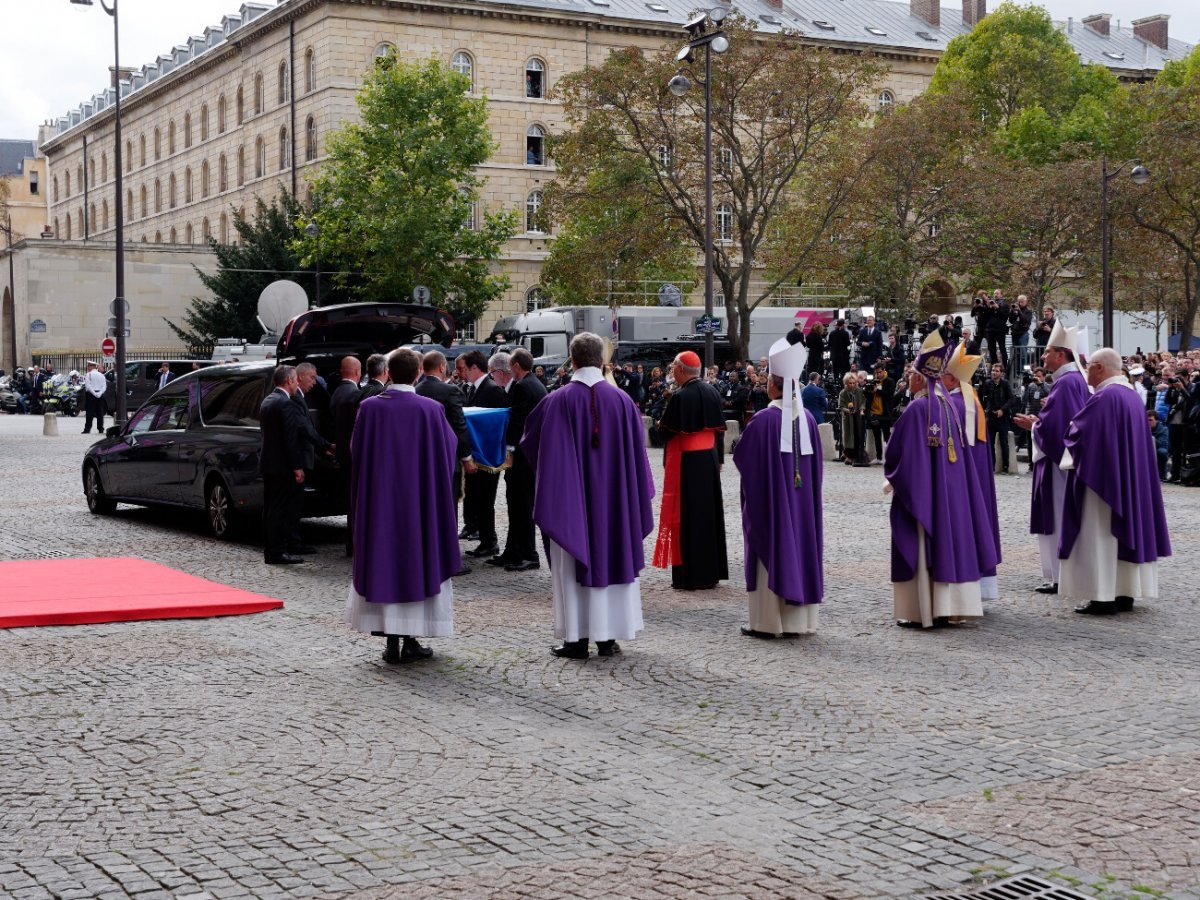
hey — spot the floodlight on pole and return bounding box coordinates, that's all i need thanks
[1100,157,1151,349]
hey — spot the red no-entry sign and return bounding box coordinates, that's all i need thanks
[101,337,116,356]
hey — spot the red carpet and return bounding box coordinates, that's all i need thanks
[0,557,284,628]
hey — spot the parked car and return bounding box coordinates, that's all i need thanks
[108,359,216,415]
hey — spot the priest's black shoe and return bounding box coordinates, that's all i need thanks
[551,639,589,659]
[596,640,621,657]
[265,554,303,565]
[1034,582,1058,594]
[466,543,500,558]
[484,554,515,567]
[740,626,776,639]
[1074,601,1117,615]
[505,559,540,572]
[458,527,479,540]
[400,638,433,662]
[1115,595,1135,612]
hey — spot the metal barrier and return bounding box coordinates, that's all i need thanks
[30,347,199,374]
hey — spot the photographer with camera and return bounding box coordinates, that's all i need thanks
[984,289,1010,370]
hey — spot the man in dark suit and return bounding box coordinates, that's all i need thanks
[460,348,510,558]
[259,366,307,565]
[359,353,388,400]
[856,315,884,372]
[329,356,363,556]
[291,362,335,554]
[827,320,851,385]
[491,348,548,571]
[155,362,174,391]
[416,350,475,568]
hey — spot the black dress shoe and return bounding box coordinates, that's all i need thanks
[458,528,479,540]
[740,626,776,639]
[454,564,473,577]
[466,543,500,558]
[1034,582,1058,594]
[289,544,318,555]
[1074,601,1117,615]
[484,555,515,567]
[550,639,589,659]
[505,559,540,572]
[400,638,433,662]
[596,640,622,657]
[1115,595,1135,612]
[265,554,304,565]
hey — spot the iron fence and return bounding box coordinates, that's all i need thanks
[29,347,202,375]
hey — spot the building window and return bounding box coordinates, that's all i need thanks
[102,200,109,230]
[878,89,895,111]
[186,223,194,244]
[452,51,473,90]
[169,226,176,243]
[374,43,396,65]
[168,121,176,155]
[64,214,72,240]
[278,61,289,105]
[457,319,478,342]
[125,140,132,172]
[220,212,228,245]
[184,113,192,148]
[65,171,71,197]
[526,125,545,166]
[279,127,290,170]
[29,170,39,195]
[237,146,246,186]
[53,217,59,238]
[201,160,210,198]
[526,286,548,311]
[89,157,95,186]
[169,174,177,208]
[219,154,228,192]
[154,127,161,160]
[139,185,147,218]
[716,202,733,244]
[90,203,96,232]
[154,230,162,243]
[526,190,544,233]
[53,176,59,202]
[462,190,476,231]
[139,134,146,166]
[202,217,211,241]
[201,104,209,141]
[77,165,83,192]
[305,48,316,93]
[255,138,265,178]
[218,96,227,133]
[305,117,317,162]
[185,167,193,203]
[717,146,733,178]
[657,144,672,171]
[236,86,244,125]
[525,58,545,98]
[101,152,107,182]
[154,179,162,213]
[254,73,264,115]
[125,188,133,217]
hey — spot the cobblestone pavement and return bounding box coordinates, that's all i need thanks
[0,413,1197,900]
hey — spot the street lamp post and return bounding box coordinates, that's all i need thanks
[669,7,729,371]
[72,0,128,424]
[1100,156,1150,350]
[2,216,16,372]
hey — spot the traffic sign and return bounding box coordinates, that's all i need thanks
[412,284,431,304]
[101,337,116,356]
[109,298,129,317]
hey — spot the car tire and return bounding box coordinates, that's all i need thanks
[206,477,237,539]
[84,463,116,515]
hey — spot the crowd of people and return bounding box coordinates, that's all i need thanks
[254,313,1175,664]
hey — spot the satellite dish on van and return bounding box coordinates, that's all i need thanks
[257,281,309,335]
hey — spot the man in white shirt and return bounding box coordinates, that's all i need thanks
[82,361,108,434]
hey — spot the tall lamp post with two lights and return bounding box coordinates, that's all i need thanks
[668,7,729,371]
[71,0,128,424]
[1100,156,1149,350]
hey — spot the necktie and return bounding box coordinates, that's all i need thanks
[466,384,476,404]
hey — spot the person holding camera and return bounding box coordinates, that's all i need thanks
[1008,295,1034,371]
[865,364,895,460]
[1033,305,1057,350]
[984,290,1010,370]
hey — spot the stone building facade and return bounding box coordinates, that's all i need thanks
[22,0,1192,363]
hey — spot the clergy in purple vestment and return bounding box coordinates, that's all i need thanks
[1057,348,1171,616]
[884,331,985,629]
[345,348,462,664]
[520,332,656,660]
[733,372,823,638]
[1013,326,1091,594]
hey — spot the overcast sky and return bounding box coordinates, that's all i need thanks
[2,0,1197,139]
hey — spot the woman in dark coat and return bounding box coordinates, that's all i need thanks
[804,322,826,379]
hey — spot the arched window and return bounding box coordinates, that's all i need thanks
[139,185,147,218]
[154,127,161,160]
[254,73,264,115]
[237,146,246,186]
[220,212,229,245]
[169,173,177,208]
[218,95,227,133]
[525,58,545,99]
[125,188,133,217]
[77,165,83,192]
[89,157,95,186]
[101,152,108,182]
[168,120,176,155]
[185,167,193,203]
[200,160,210,199]
[184,113,192,148]
[53,217,59,238]
[305,48,316,93]
[716,202,733,244]
[877,89,895,111]
[154,179,162,213]
[89,203,96,233]
[125,140,132,172]
[279,127,290,170]
[374,43,397,65]
[102,199,109,231]
[78,207,84,238]
[305,116,317,162]
[169,227,177,244]
[64,214,72,240]
[236,86,244,124]
[202,217,211,241]
[139,134,146,166]
[278,61,289,105]
[185,223,194,244]
[452,51,473,90]
[526,286,548,312]
[140,235,147,244]
[526,190,544,233]
[219,154,228,192]
[200,104,209,141]
[154,231,162,243]
[526,125,545,166]
[65,170,71,197]
[255,137,265,178]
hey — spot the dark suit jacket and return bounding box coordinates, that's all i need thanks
[469,375,509,410]
[329,379,363,469]
[827,328,851,362]
[505,372,548,449]
[259,388,306,477]
[857,327,884,370]
[360,379,386,400]
[292,390,332,470]
[417,377,472,462]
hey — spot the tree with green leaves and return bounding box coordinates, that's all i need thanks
[549,14,882,360]
[297,54,517,327]
[167,193,326,352]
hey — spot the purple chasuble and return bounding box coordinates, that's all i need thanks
[1059,382,1172,564]
[350,390,461,602]
[520,378,655,587]
[946,392,1002,575]
[884,393,985,585]
[732,405,823,605]
[1030,368,1089,535]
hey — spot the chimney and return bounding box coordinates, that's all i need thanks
[1082,13,1111,37]
[1132,14,1169,50]
[962,0,986,27]
[912,0,940,28]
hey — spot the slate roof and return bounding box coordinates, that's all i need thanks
[0,140,36,178]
